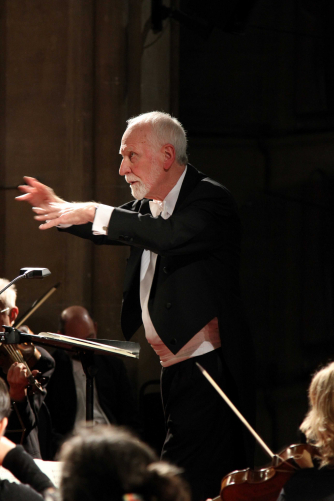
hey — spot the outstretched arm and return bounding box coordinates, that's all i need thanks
[16,177,98,229]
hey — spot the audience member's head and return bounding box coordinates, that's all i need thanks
[300,361,334,467]
[0,279,19,332]
[59,425,190,501]
[58,306,97,340]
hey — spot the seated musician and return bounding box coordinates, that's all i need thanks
[277,361,334,501]
[59,424,189,501]
[0,278,55,459]
[45,305,141,456]
[0,376,56,500]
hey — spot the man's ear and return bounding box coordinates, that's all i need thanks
[162,144,176,171]
[0,417,8,436]
[9,307,18,325]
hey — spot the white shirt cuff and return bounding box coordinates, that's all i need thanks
[92,204,114,235]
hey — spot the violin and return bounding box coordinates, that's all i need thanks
[0,283,60,395]
[219,443,318,501]
[196,363,319,501]
[0,334,45,395]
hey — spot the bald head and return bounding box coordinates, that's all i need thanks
[60,306,97,340]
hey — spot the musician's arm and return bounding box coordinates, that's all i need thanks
[2,442,55,499]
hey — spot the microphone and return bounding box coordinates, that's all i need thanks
[19,267,51,279]
[0,268,51,296]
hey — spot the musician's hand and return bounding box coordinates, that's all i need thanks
[7,362,40,401]
[33,201,98,229]
[0,437,16,464]
[16,176,64,210]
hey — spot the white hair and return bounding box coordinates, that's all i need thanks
[0,279,17,310]
[126,111,188,165]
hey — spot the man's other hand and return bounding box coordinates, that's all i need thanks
[16,176,64,209]
[33,201,98,229]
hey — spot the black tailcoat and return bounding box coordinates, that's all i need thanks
[62,164,256,465]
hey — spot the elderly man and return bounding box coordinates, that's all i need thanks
[16,111,255,500]
[45,305,141,455]
[0,279,55,459]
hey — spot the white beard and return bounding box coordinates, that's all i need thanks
[130,180,148,200]
[126,161,161,200]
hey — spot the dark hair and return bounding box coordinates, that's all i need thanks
[59,425,190,501]
[0,377,11,420]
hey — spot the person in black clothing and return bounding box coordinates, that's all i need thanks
[277,361,334,501]
[16,112,255,500]
[0,377,55,500]
[0,278,55,459]
[45,306,141,457]
[59,424,189,501]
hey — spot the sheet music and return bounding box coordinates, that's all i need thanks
[34,459,62,487]
[0,460,63,488]
[36,332,139,358]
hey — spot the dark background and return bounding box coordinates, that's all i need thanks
[1,0,334,466]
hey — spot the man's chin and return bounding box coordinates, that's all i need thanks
[130,185,148,200]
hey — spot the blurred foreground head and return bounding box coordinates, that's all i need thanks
[301,361,334,466]
[59,425,190,501]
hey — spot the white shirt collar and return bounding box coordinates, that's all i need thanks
[150,166,187,219]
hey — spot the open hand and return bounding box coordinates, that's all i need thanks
[16,177,98,229]
[16,176,64,209]
[33,201,98,229]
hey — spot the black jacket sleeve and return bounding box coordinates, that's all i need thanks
[0,445,54,501]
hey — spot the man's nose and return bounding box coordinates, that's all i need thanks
[119,160,131,176]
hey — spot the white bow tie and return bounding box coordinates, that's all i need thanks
[149,200,165,217]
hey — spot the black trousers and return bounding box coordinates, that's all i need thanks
[160,349,247,501]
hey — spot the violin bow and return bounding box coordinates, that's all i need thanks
[14,282,61,328]
[196,362,275,460]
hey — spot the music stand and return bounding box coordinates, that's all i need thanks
[0,327,140,422]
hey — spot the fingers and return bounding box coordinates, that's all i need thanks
[15,185,35,201]
[16,177,42,199]
[33,203,73,225]
[7,362,28,383]
[16,184,35,194]
[34,210,62,221]
[23,176,47,188]
[38,219,63,230]
[15,192,33,201]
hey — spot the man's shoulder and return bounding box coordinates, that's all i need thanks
[183,165,236,204]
